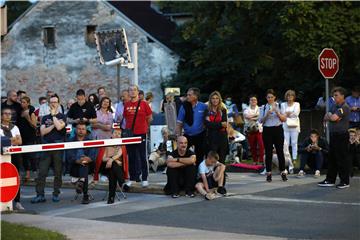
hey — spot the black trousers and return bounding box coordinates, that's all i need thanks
[206,132,228,164]
[22,141,37,172]
[185,131,205,166]
[107,162,124,198]
[126,134,148,181]
[71,164,89,195]
[262,126,285,173]
[166,165,196,194]
[326,132,350,184]
[11,155,22,203]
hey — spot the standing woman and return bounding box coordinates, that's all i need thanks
[281,90,300,173]
[243,95,264,165]
[204,91,228,164]
[18,96,38,181]
[92,97,113,140]
[259,89,287,182]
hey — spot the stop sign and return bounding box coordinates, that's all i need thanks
[0,162,20,202]
[318,48,339,79]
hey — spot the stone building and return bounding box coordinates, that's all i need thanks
[1,1,179,112]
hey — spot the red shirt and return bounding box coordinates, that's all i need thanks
[123,100,152,134]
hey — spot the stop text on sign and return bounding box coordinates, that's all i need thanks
[320,58,337,69]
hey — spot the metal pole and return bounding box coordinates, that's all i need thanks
[132,42,138,85]
[325,78,330,143]
[117,63,121,103]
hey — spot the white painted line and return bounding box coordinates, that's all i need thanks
[0,177,17,187]
[230,194,360,206]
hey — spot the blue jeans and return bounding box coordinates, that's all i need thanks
[300,151,324,171]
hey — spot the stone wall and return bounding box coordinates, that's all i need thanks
[1,1,179,112]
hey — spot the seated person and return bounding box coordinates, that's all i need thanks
[349,128,360,177]
[164,136,196,198]
[227,124,245,163]
[195,151,227,200]
[149,127,172,172]
[100,129,125,204]
[67,122,97,204]
[298,129,329,178]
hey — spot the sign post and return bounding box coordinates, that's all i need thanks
[318,48,339,142]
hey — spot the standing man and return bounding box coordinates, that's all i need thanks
[97,86,107,100]
[318,87,351,189]
[114,89,130,129]
[67,89,97,128]
[176,88,207,165]
[31,94,66,203]
[1,90,22,125]
[123,85,152,187]
[345,86,360,129]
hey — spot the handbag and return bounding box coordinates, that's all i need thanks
[286,118,299,128]
[121,100,141,138]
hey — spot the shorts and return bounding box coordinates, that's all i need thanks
[198,173,218,189]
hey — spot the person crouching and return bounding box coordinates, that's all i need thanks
[195,151,227,200]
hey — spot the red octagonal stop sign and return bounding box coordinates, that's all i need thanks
[0,162,20,202]
[318,48,339,79]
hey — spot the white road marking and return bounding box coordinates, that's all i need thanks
[229,194,360,206]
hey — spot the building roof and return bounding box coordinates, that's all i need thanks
[108,1,176,50]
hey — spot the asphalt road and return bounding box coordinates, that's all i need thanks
[5,173,360,240]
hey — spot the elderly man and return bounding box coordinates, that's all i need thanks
[319,87,350,189]
[176,88,207,166]
[67,122,97,204]
[165,136,197,198]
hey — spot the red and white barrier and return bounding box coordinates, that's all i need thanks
[2,137,142,155]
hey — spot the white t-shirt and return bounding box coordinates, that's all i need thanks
[198,160,218,176]
[280,102,301,132]
[0,125,21,139]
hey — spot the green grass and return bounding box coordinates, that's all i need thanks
[1,221,68,240]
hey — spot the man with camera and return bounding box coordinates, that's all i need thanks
[298,129,329,178]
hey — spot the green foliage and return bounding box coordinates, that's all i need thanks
[1,221,68,240]
[162,1,360,106]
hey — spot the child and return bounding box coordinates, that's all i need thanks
[195,151,227,200]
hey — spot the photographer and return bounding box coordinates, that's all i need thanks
[298,129,329,178]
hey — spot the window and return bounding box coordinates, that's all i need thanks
[43,27,55,48]
[86,25,97,47]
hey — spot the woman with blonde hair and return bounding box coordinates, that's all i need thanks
[281,90,301,173]
[204,91,228,164]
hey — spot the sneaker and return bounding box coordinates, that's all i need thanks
[297,170,305,178]
[81,194,90,204]
[314,170,321,178]
[260,168,266,175]
[185,192,195,198]
[336,183,350,189]
[318,180,335,187]
[217,186,227,195]
[205,193,216,200]
[100,175,108,182]
[14,202,25,210]
[76,181,84,194]
[171,194,180,198]
[234,156,240,163]
[52,195,60,202]
[266,173,272,182]
[289,166,294,174]
[31,195,46,204]
[162,167,167,174]
[281,172,288,182]
[141,180,149,188]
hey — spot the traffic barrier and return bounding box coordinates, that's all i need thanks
[1,136,142,211]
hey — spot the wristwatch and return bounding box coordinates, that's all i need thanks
[177,158,180,162]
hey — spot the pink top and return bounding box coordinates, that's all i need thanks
[93,109,113,139]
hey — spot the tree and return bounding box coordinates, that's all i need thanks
[161,1,360,107]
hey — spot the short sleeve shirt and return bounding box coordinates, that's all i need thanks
[41,113,66,143]
[177,102,207,136]
[123,100,152,135]
[67,101,97,127]
[198,160,218,175]
[168,149,195,159]
[329,102,350,134]
[0,125,21,139]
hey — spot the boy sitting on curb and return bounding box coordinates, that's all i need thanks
[195,151,227,200]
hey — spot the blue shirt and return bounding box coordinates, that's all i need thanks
[345,96,360,123]
[177,102,207,136]
[41,113,66,143]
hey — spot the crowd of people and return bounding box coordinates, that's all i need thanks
[1,84,359,209]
